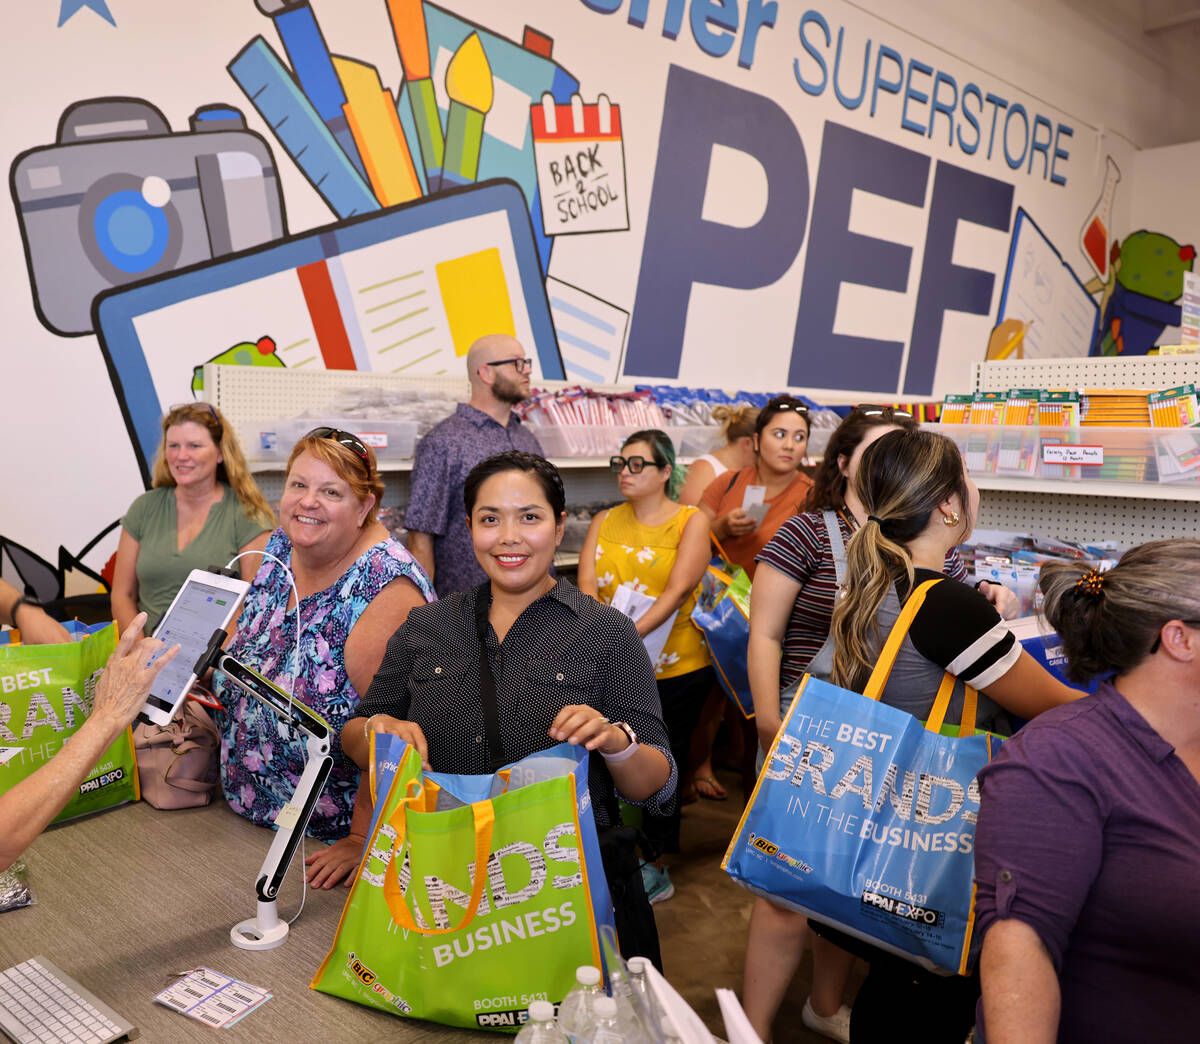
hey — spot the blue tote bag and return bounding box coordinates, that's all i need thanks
[690,538,753,717]
[723,579,999,974]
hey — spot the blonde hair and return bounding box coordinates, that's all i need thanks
[1040,540,1200,682]
[711,404,759,443]
[286,432,384,525]
[152,403,275,530]
[830,429,971,690]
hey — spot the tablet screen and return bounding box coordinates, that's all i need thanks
[149,581,240,708]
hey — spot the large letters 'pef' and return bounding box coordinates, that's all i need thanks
[625,64,809,378]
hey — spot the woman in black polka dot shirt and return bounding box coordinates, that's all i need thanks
[342,452,676,958]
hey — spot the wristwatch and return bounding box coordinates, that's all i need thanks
[9,594,41,627]
[600,721,639,763]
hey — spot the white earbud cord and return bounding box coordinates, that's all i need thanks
[223,550,308,925]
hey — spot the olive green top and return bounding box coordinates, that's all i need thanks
[122,486,270,631]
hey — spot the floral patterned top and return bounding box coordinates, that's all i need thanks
[593,502,710,680]
[213,528,435,840]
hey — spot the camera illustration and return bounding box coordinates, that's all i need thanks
[11,97,287,337]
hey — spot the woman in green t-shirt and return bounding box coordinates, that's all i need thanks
[111,403,275,632]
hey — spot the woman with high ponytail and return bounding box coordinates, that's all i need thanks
[579,429,713,906]
[974,540,1200,1043]
[817,427,1078,1043]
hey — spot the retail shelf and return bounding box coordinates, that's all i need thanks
[973,475,1200,501]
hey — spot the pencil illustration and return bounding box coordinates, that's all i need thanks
[441,32,493,189]
[386,0,444,192]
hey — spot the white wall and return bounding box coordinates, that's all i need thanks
[2,0,1197,594]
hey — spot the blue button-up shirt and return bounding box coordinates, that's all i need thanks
[405,403,544,596]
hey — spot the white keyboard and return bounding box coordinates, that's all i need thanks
[0,957,137,1043]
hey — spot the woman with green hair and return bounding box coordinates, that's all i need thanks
[579,428,712,905]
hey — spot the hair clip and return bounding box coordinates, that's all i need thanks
[1075,568,1105,597]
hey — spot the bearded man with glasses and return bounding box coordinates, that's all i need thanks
[406,334,545,595]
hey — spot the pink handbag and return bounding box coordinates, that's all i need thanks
[133,700,220,809]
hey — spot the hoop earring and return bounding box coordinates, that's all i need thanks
[942,511,961,526]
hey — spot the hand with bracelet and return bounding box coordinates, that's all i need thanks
[1,579,70,645]
[361,713,430,770]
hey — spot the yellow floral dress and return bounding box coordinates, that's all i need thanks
[593,502,711,679]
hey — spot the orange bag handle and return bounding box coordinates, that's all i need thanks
[382,783,495,936]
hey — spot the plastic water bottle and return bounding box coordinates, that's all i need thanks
[557,965,602,1040]
[623,956,661,1036]
[576,996,624,1044]
[515,1000,568,1043]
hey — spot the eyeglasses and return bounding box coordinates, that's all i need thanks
[305,427,371,471]
[610,455,657,474]
[855,404,914,419]
[487,357,533,374]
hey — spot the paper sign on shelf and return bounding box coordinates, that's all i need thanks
[1042,444,1104,466]
[531,93,629,236]
[1181,271,1200,346]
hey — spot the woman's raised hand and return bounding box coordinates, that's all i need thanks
[369,715,431,770]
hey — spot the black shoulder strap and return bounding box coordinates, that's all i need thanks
[725,469,739,496]
[473,583,507,772]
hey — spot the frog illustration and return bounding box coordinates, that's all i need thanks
[191,335,284,393]
[1093,231,1196,355]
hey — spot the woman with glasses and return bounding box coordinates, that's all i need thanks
[212,428,435,886]
[111,402,274,633]
[697,396,814,577]
[578,429,713,905]
[975,540,1200,1044]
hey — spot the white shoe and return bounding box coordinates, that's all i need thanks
[801,997,851,1043]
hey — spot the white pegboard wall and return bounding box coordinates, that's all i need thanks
[977,489,1200,545]
[203,363,638,424]
[971,354,1200,392]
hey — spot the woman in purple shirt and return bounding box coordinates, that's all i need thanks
[975,539,1200,1043]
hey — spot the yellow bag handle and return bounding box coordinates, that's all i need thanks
[382,786,495,936]
[924,674,979,736]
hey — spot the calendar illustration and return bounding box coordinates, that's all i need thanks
[531,93,629,236]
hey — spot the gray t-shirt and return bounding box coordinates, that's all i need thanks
[873,569,1019,735]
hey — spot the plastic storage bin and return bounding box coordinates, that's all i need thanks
[244,417,419,463]
[934,422,1200,486]
[529,424,640,458]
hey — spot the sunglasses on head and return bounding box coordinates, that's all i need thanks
[767,399,809,415]
[487,356,533,374]
[168,402,224,441]
[855,403,914,420]
[305,427,371,470]
[610,454,657,474]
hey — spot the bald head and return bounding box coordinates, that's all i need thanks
[467,334,526,390]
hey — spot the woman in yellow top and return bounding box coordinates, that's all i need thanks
[579,429,712,905]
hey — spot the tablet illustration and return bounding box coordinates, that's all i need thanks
[95,178,563,481]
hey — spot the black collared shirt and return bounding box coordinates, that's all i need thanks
[359,579,677,828]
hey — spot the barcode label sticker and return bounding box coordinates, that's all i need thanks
[154,967,272,1028]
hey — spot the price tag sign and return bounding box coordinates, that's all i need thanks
[1042,444,1104,466]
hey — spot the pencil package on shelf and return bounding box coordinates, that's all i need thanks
[1148,384,1200,428]
[1080,389,1152,427]
[1155,428,1200,484]
[1037,390,1081,427]
[1002,389,1042,426]
[940,394,973,425]
[968,391,1007,425]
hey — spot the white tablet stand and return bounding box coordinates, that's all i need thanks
[195,630,333,951]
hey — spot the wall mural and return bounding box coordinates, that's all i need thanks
[3,0,1193,599]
